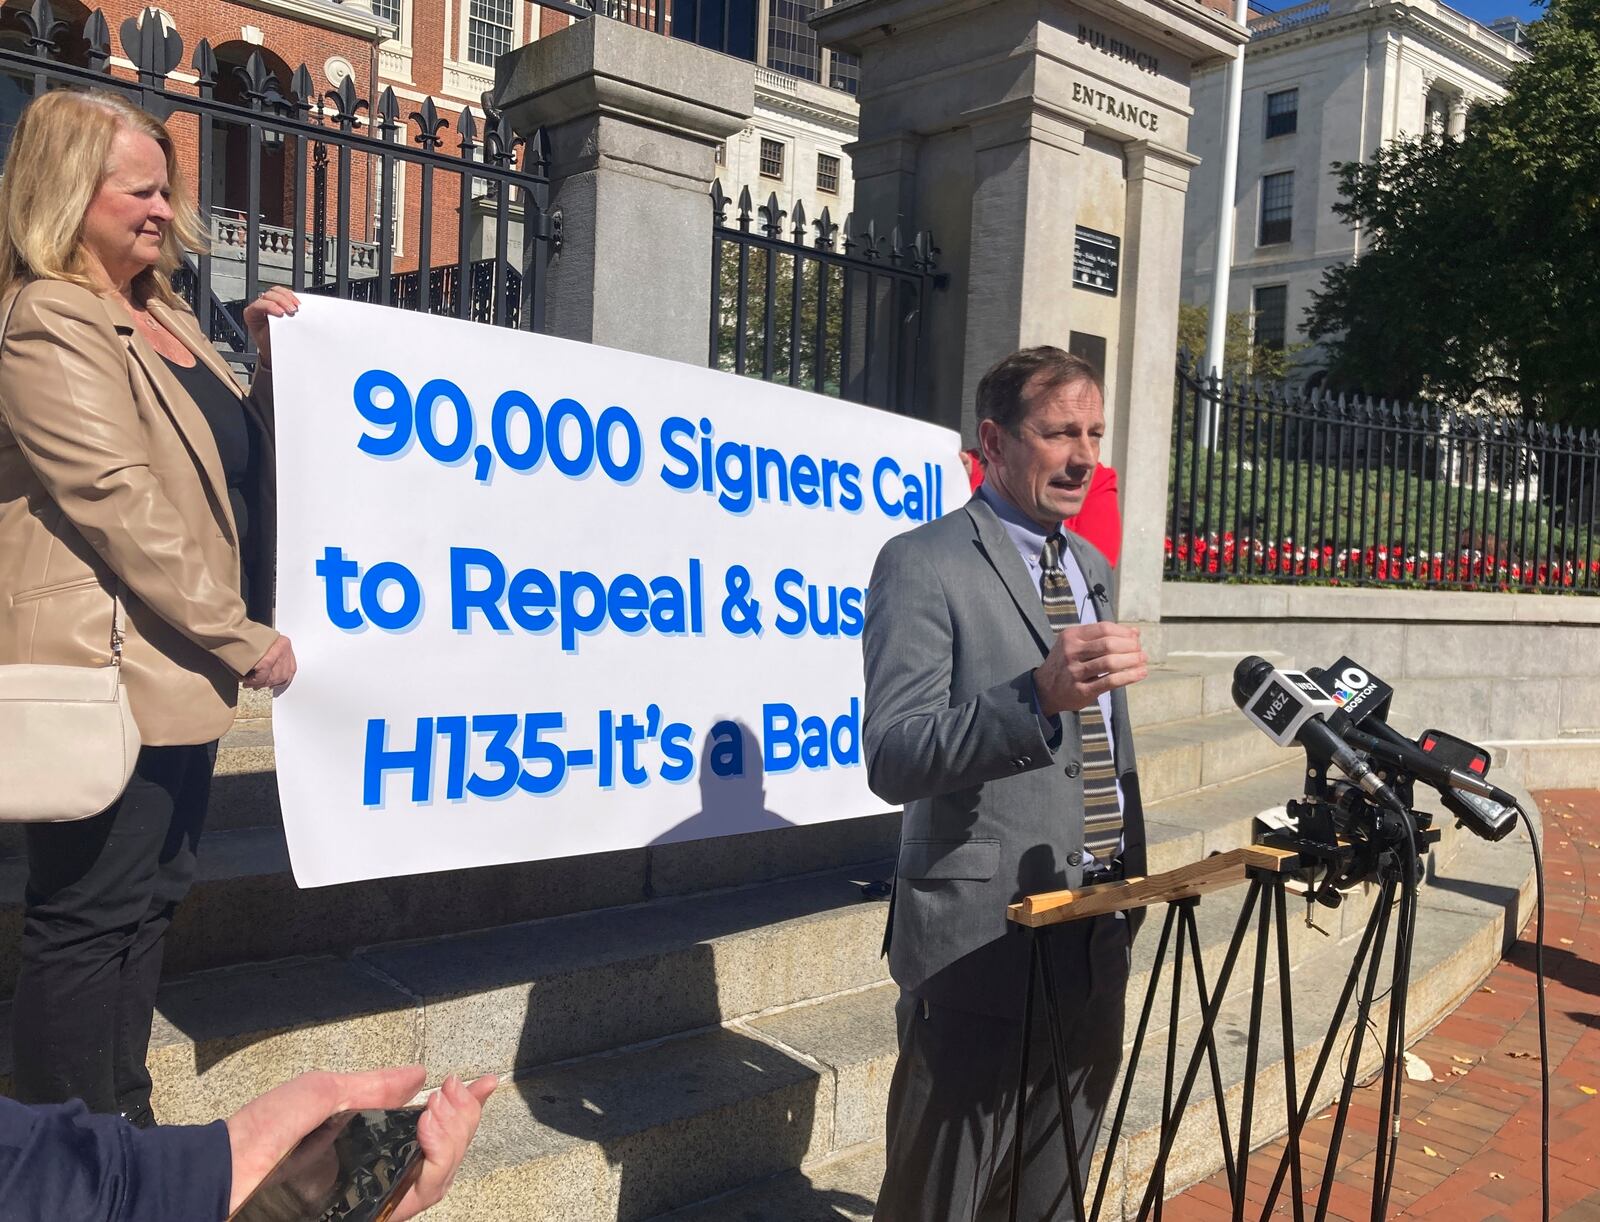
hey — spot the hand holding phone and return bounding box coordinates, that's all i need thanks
[226,1068,499,1221]
[230,1107,424,1222]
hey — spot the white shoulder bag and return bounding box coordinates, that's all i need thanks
[0,592,141,822]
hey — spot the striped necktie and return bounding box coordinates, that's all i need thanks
[1039,533,1122,860]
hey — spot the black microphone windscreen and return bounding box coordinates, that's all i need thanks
[1231,655,1274,710]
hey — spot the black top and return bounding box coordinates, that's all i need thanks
[163,353,258,603]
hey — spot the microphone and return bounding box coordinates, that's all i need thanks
[1336,724,1518,808]
[1231,656,1409,816]
[1308,657,1519,841]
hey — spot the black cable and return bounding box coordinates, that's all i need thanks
[1515,800,1550,1222]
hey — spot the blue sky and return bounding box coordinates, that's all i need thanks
[1253,0,1545,23]
[1443,0,1544,23]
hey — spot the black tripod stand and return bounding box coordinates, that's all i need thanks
[1006,795,1433,1222]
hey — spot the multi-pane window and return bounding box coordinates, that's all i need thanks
[467,0,514,67]
[373,159,404,254]
[816,152,839,194]
[371,0,400,28]
[1265,88,1297,138]
[1253,285,1288,351]
[759,137,784,180]
[767,0,820,82]
[1259,171,1293,245]
[828,49,860,95]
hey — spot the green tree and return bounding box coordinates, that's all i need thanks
[1306,0,1600,422]
[1176,302,1307,384]
[714,240,849,396]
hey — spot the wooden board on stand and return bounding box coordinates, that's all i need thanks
[1007,845,1301,927]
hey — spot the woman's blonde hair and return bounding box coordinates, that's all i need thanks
[0,89,205,304]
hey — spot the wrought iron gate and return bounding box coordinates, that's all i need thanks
[0,1,559,370]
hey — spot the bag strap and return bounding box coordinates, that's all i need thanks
[0,287,127,669]
[111,586,125,667]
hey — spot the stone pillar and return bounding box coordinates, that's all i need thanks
[814,0,1246,628]
[495,20,753,365]
[959,101,1089,421]
[1115,141,1199,630]
[1447,95,1468,140]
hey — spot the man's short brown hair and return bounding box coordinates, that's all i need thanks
[976,347,1103,434]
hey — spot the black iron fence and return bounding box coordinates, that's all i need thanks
[710,181,939,415]
[1168,361,1600,593]
[0,3,559,369]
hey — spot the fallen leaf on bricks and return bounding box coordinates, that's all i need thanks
[1451,1055,1477,1065]
[1489,1172,1506,1180]
[1560,938,1575,945]
[1507,1051,1538,1059]
[1451,1067,1470,1076]
[1479,985,1497,994]
[1580,1085,1597,1096]
[1423,1146,1439,1158]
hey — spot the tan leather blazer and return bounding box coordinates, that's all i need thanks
[0,279,279,746]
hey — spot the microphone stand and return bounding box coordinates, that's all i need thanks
[1004,784,1433,1222]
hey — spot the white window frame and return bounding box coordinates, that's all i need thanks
[455,0,527,70]
[373,157,405,258]
[816,151,840,194]
[1263,87,1298,139]
[1258,170,1294,247]
[759,136,786,181]
[1251,283,1289,351]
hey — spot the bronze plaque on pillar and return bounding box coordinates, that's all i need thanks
[1068,331,1107,381]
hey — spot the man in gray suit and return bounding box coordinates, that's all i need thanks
[863,348,1149,1220]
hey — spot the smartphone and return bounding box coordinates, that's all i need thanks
[229,1107,424,1222]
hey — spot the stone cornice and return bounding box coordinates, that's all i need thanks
[232,0,393,40]
[1232,1,1525,82]
[813,0,1246,65]
[497,19,754,141]
[753,73,859,133]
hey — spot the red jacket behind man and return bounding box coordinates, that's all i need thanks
[961,451,1122,568]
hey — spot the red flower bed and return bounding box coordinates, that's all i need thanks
[1164,532,1600,591]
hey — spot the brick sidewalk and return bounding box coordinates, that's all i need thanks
[1165,789,1600,1222]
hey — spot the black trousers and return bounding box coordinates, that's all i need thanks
[10,741,216,1120]
[876,914,1131,1222]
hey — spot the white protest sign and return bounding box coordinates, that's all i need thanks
[270,297,966,887]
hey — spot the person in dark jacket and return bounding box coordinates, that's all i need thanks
[0,1064,495,1221]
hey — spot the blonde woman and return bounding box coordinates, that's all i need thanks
[0,90,298,1124]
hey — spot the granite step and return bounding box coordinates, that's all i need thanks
[430,814,1534,1221]
[0,792,1252,1116]
[0,757,1496,1122]
[659,1141,883,1222]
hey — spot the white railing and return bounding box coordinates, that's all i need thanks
[1248,0,1331,34]
[209,207,379,272]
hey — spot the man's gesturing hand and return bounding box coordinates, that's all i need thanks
[1034,622,1148,717]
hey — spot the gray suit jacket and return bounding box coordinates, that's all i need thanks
[862,497,1146,1018]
